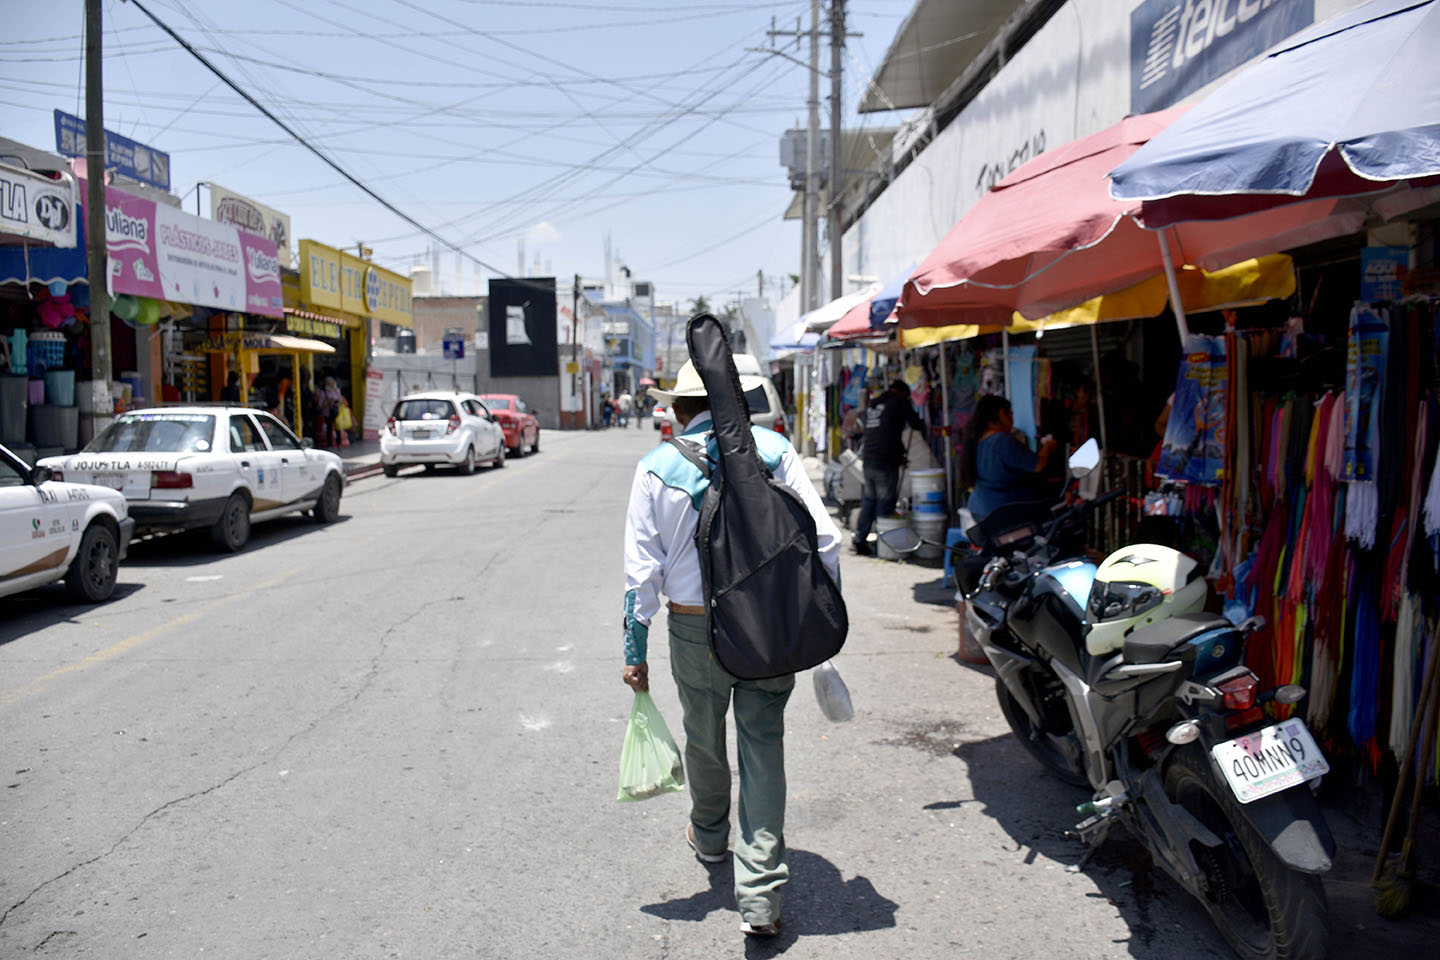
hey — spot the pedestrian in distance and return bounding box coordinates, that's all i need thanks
[852,379,926,555]
[601,394,615,428]
[621,356,842,938]
[219,371,241,403]
[617,391,634,427]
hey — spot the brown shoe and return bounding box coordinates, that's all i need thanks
[686,823,727,863]
[741,918,782,936]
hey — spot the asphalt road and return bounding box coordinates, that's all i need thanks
[0,426,1430,959]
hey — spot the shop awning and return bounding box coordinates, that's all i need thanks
[802,284,882,333]
[825,265,917,342]
[283,307,348,328]
[897,255,1295,349]
[899,107,1358,330]
[769,316,820,354]
[202,331,335,354]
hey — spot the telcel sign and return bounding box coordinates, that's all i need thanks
[298,238,412,328]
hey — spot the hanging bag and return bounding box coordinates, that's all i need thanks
[616,691,685,802]
[683,314,848,679]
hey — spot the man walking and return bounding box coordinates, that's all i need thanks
[620,357,842,937]
[852,379,926,555]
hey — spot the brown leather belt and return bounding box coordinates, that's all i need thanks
[668,601,706,616]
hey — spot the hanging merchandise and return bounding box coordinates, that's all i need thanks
[1008,344,1038,444]
[1158,334,1227,485]
[1344,304,1389,547]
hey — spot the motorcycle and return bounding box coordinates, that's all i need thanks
[882,439,1334,959]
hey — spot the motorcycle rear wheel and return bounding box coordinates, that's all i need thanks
[994,676,1088,788]
[1165,748,1328,959]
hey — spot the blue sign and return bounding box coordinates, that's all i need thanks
[53,109,171,191]
[1361,246,1408,302]
[443,333,465,360]
[1130,0,1313,114]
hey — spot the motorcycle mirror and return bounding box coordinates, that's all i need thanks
[877,525,922,555]
[1067,438,1100,478]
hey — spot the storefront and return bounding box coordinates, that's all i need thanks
[288,239,413,441]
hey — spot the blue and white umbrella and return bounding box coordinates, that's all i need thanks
[1110,0,1440,219]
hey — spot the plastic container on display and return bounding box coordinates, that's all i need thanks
[43,369,75,406]
[909,468,945,516]
[29,405,78,450]
[27,379,44,405]
[913,514,946,561]
[0,375,27,445]
[875,515,908,560]
[121,371,143,404]
[28,330,65,372]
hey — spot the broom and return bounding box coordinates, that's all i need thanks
[1372,639,1440,917]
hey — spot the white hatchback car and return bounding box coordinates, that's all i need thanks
[381,392,506,477]
[1,443,134,602]
[40,406,346,552]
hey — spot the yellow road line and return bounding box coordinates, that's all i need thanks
[0,568,298,708]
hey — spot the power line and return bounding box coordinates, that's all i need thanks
[121,0,550,291]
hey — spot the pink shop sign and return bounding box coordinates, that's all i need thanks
[99,183,282,318]
[238,228,282,317]
[102,186,163,301]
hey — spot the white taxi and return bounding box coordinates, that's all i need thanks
[40,405,345,552]
[1,443,134,603]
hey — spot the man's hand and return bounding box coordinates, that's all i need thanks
[623,662,649,692]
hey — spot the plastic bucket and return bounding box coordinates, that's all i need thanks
[27,379,45,405]
[0,375,27,444]
[913,514,946,561]
[29,404,78,449]
[875,515,908,560]
[910,468,945,517]
[44,369,75,406]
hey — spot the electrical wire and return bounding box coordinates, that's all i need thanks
[121,0,551,291]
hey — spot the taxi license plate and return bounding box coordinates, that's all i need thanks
[1211,718,1329,804]
[92,472,126,492]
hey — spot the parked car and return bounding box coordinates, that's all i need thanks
[733,354,790,440]
[40,406,345,553]
[476,394,540,456]
[382,392,506,477]
[652,403,667,430]
[1,443,134,602]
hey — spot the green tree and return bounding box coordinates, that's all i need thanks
[688,296,711,316]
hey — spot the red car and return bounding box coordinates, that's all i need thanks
[477,394,540,456]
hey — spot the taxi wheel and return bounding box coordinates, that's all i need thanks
[65,523,119,603]
[211,494,251,552]
[313,474,342,523]
[382,463,398,478]
[459,446,477,476]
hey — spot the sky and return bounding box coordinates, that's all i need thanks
[3,0,915,311]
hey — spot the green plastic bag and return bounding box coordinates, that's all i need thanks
[617,691,686,802]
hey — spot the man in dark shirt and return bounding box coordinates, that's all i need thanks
[853,380,926,554]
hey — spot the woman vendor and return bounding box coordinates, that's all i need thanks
[962,394,1058,521]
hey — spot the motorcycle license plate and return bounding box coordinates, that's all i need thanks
[1211,719,1329,804]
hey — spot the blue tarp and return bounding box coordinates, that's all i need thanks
[1110,0,1440,200]
[0,199,88,287]
[868,264,917,326]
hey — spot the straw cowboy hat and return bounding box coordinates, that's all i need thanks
[648,360,708,404]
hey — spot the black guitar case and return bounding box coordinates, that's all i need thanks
[684,313,847,679]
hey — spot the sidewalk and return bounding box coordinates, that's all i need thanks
[332,438,382,480]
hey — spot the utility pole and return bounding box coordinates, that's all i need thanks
[828,0,845,300]
[84,0,111,415]
[803,0,821,312]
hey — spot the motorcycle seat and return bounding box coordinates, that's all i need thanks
[1124,614,1234,665]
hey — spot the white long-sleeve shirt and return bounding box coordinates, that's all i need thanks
[622,413,841,662]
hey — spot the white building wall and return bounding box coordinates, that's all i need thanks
[840,0,1363,292]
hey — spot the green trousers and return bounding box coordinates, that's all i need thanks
[667,612,794,925]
